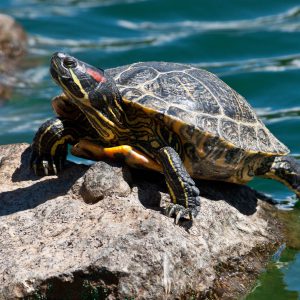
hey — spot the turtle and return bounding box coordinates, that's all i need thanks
[31,52,300,222]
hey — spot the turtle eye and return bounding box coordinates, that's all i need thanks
[63,57,77,68]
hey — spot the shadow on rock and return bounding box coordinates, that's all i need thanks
[1,146,88,216]
[131,168,270,216]
[0,169,87,216]
[131,169,164,209]
[11,146,40,182]
[197,180,261,216]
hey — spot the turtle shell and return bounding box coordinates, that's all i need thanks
[106,61,289,155]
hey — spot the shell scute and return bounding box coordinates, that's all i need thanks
[108,62,289,155]
[117,65,158,86]
[257,128,274,153]
[122,87,144,101]
[187,68,257,123]
[196,115,219,136]
[137,95,167,114]
[220,119,240,148]
[240,125,257,150]
[134,61,190,72]
[167,106,196,124]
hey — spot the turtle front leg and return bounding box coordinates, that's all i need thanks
[157,146,200,223]
[30,117,84,175]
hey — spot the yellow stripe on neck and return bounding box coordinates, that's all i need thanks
[69,69,90,105]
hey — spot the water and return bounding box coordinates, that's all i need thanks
[0,0,300,298]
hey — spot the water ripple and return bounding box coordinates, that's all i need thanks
[28,33,300,74]
[10,0,148,18]
[119,6,300,33]
[196,53,300,74]
[258,107,300,122]
[28,32,187,54]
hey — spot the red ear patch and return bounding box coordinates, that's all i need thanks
[86,68,106,83]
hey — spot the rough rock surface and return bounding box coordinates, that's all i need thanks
[0,143,283,299]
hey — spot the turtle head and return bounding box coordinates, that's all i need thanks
[50,52,123,112]
[266,156,300,198]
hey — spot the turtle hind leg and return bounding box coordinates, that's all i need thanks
[71,139,162,172]
[157,146,200,223]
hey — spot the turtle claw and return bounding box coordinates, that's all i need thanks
[52,162,58,175]
[175,210,184,224]
[33,164,38,176]
[42,160,49,176]
[165,203,198,223]
[30,149,66,176]
[167,205,177,217]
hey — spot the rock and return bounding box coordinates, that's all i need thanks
[0,143,283,299]
[0,14,27,100]
[80,161,132,204]
[0,14,27,59]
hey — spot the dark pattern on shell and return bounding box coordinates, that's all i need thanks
[117,66,158,86]
[138,95,167,114]
[184,143,199,162]
[105,65,129,79]
[255,156,275,176]
[187,68,257,122]
[273,138,290,154]
[167,106,196,124]
[122,87,144,101]
[258,127,274,153]
[196,115,219,136]
[240,125,257,150]
[133,61,191,72]
[220,119,240,148]
[225,148,245,165]
[106,61,289,155]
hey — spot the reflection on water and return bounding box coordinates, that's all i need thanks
[284,253,300,294]
[247,249,299,300]
[247,215,300,300]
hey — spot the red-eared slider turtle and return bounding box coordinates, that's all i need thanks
[31,52,300,222]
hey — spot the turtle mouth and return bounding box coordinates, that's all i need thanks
[50,52,71,83]
[50,65,59,83]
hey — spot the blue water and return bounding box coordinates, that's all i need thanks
[0,0,300,298]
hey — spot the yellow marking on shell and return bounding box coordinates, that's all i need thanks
[196,134,209,158]
[183,158,194,177]
[50,134,74,156]
[169,117,182,135]
[125,95,289,156]
[163,148,188,208]
[151,140,160,148]
[38,119,62,154]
